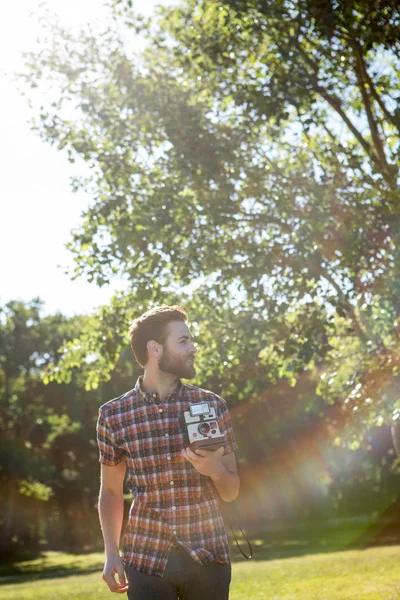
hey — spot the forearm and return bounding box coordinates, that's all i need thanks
[98,488,125,556]
[211,466,240,502]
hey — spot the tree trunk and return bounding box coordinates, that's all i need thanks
[391,422,400,458]
[0,481,15,557]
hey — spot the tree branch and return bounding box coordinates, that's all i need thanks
[314,262,371,344]
[357,54,399,131]
[313,82,377,162]
[321,124,383,191]
[351,40,395,187]
[293,41,394,183]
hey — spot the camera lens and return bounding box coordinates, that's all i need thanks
[198,422,211,435]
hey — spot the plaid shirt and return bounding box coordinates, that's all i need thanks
[97,376,238,577]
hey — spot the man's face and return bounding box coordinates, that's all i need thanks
[158,321,197,379]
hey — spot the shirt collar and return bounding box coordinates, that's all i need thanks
[135,375,185,403]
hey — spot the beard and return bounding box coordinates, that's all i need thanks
[158,347,196,380]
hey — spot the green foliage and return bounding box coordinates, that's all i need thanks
[0,300,102,557]
[18,479,53,501]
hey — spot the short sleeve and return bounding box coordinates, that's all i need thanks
[96,408,125,466]
[216,398,238,455]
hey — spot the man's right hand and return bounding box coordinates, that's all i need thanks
[102,554,129,594]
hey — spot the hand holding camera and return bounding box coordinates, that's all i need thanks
[181,402,227,478]
[181,446,226,479]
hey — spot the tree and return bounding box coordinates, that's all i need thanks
[0,300,118,557]
[19,0,400,445]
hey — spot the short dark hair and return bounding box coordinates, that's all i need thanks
[128,305,188,367]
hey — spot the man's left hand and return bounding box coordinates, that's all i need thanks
[181,446,225,479]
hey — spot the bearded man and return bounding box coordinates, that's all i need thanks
[97,305,239,600]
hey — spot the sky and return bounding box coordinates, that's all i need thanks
[0,0,178,317]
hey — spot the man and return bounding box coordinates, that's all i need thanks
[97,305,240,600]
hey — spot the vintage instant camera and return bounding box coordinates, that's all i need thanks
[183,403,225,452]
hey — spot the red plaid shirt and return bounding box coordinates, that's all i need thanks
[97,376,238,577]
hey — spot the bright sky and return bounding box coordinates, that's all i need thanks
[0,0,178,317]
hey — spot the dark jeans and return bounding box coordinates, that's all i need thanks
[126,545,231,600]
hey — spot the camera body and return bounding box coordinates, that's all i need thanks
[183,402,225,452]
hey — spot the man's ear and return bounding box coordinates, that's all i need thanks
[147,340,162,359]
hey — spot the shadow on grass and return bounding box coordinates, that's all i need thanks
[229,516,400,563]
[0,566,102,587]
[0,553,105,586]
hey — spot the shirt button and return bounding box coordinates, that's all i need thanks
[173,530,177,535]
[172,506,176,510]
[165,433,169,437]
[159,408,163,413]
[170,481,174,486]
[167,456,171,461]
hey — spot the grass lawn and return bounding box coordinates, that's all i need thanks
[0,546,399,600]
[1,523,399,600]
[232,546,400,600]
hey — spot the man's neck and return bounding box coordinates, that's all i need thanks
[141,371,180,403]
